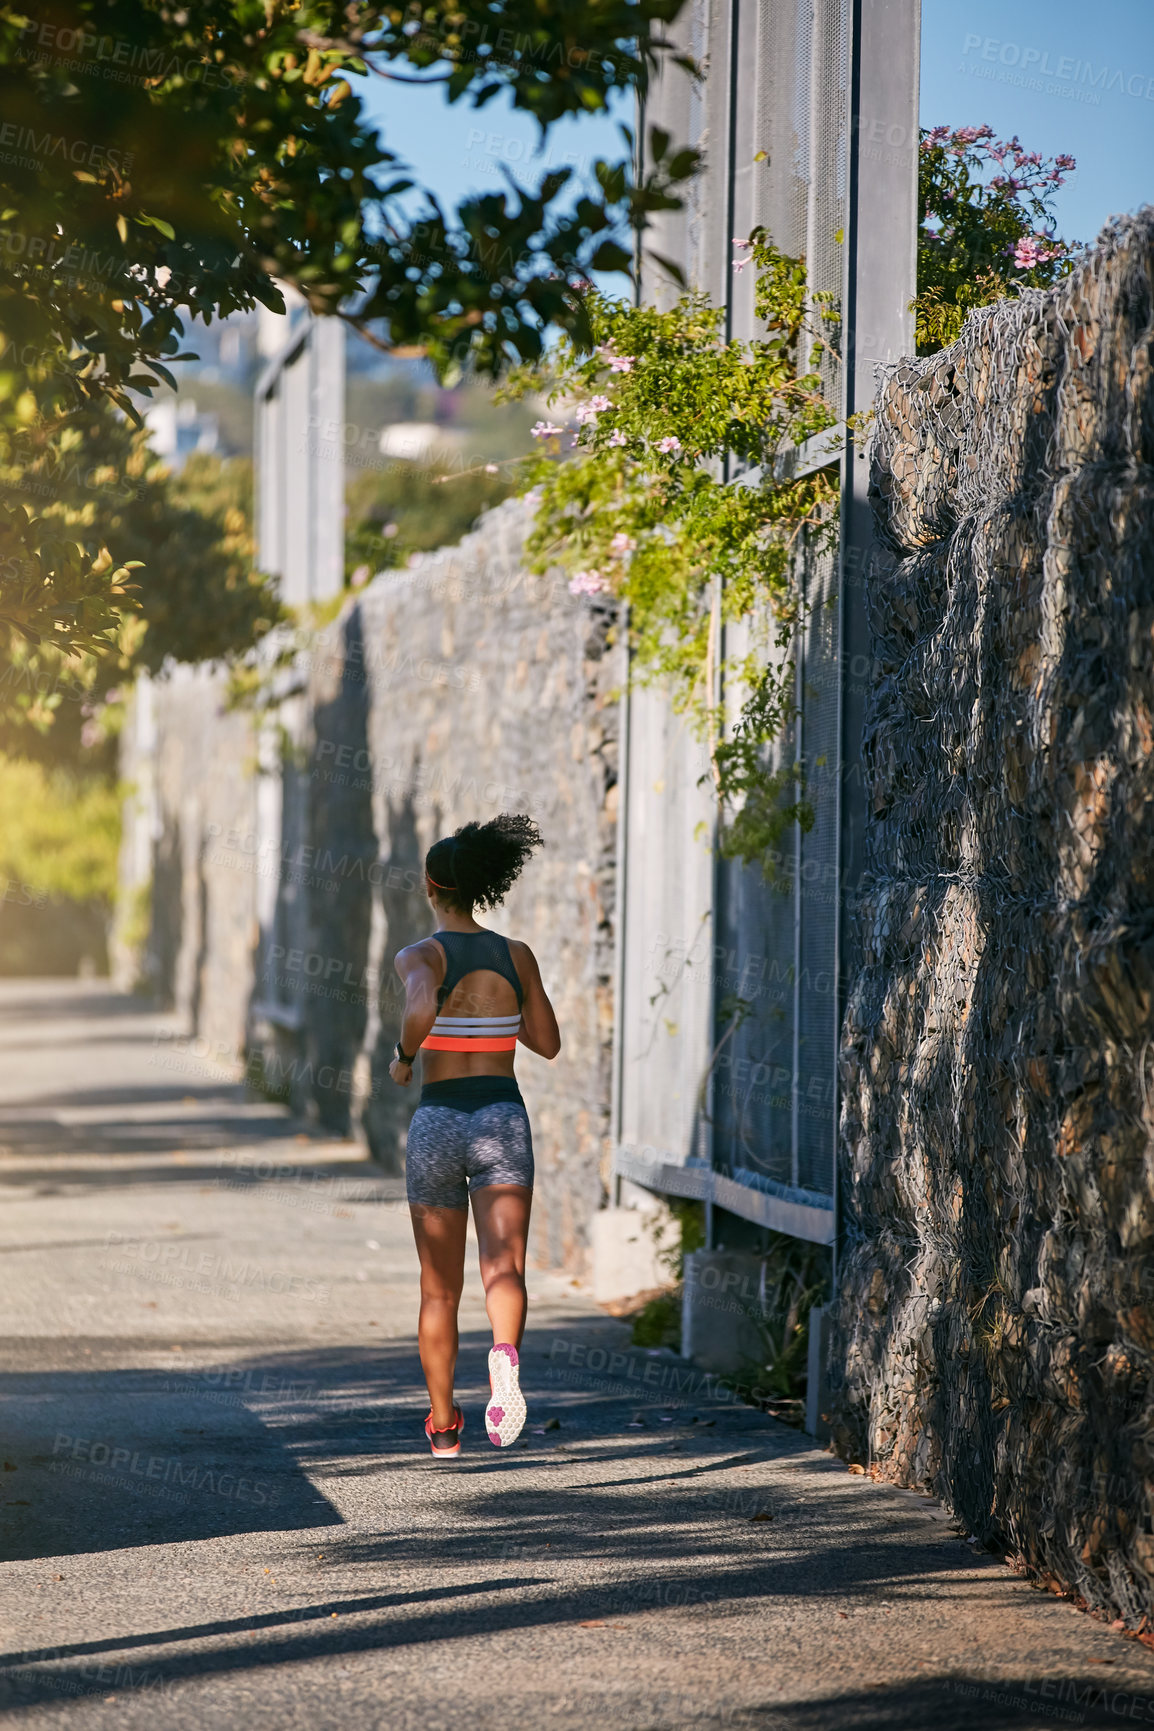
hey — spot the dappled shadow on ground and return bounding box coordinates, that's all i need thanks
[0,1328,1061,1718]
[688,1678,1134,1729]
[0,983,161,1023]
[0,1088,326,1161]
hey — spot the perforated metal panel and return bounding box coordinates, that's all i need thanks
[251,314,346,1035]
[713,0,850,1208]
[255,313,345,608]
[618,0,915,1241]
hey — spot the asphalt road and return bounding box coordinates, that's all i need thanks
[1,980,1152,1730]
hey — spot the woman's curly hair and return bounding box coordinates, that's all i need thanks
[425,813,544,912]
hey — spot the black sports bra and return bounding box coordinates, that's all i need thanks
[432,929,524,1013]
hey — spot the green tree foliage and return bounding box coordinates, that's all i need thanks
[0,751,120,904]
[0,0,697,692]
[121,446,280,672]
[913,124,1078,353]
[514,229,840,876]
[345,453,515,581]
[0,419,279,746]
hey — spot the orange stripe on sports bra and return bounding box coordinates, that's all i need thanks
[424,1035,518,1052]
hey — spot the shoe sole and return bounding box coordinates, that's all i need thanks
[486,1344,526,1446]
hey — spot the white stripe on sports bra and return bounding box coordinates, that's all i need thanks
[431,1014,522,1037]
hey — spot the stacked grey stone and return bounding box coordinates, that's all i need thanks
[834,209,1154,1622]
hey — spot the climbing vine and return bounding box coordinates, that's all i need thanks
[508,230,842,879]
[912,125,1078,353]
[491,127,1078,879]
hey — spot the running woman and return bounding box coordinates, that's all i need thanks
[389,813,561,1458]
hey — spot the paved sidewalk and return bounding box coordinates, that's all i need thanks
[1,981,1152,1729]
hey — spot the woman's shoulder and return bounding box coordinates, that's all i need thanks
[503,935,540,972]
[394,934,447,973]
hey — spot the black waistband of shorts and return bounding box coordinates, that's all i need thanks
[418,1075,524,1112]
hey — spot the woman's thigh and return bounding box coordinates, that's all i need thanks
[410,1203,468,1299]
[470,1183,533,1274]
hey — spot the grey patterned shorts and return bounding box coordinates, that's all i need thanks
[405,1101,535,1210]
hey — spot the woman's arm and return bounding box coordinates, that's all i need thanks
[511,942,561,1060]
[389,942,441,1085]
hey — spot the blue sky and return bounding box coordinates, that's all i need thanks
[355,72,627,223]
[921,0,1154,246]
[358,1,1153,254]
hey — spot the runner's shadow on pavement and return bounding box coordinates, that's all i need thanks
[0,1337,1148,1727]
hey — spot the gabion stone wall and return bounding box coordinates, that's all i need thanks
[834,210,1154,1619]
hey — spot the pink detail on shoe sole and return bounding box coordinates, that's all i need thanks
[491,1343,519,1366]
[487,1429,502,1444]
[489,1405,505,1424]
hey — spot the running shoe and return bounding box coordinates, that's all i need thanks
[486,1343,526,1446]
[424,1403,464,1458]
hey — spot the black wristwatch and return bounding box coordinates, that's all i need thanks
[394,1041,415,1066]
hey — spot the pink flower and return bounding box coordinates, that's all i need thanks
[568,570,609,596]
[576,397,611,425]
[609,532,636,556]
[608,356,634,373]
[531,420,564,438]
[656,435,681,455]
[80,720,102,750]
[1012,234,1058,269]
[607,430,628,447]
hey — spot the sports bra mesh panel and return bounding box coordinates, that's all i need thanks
[433,930,524,1014]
